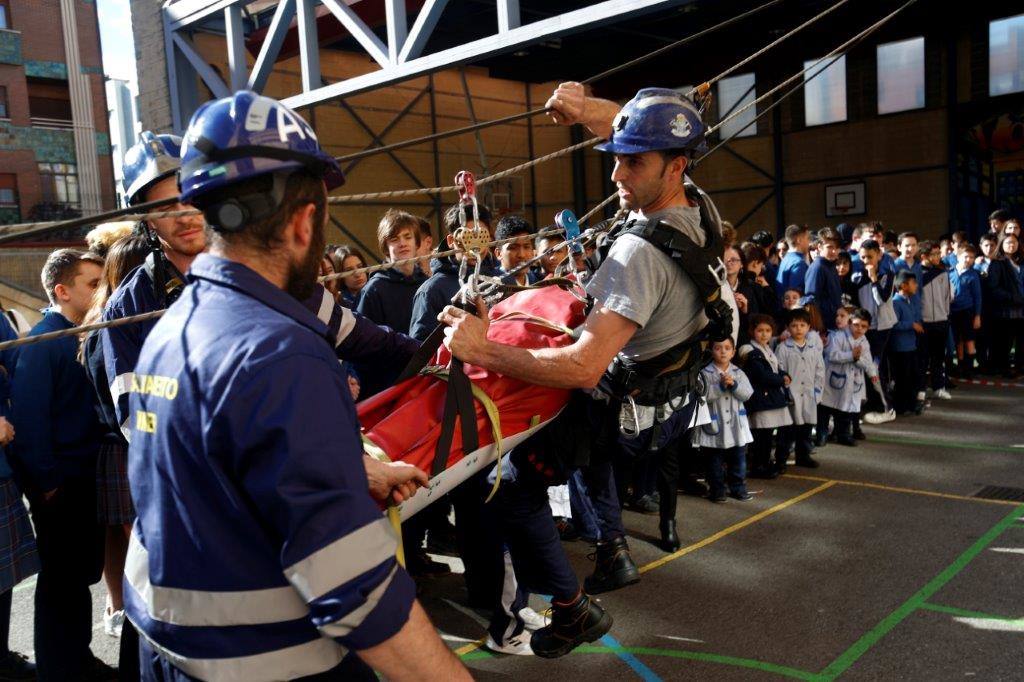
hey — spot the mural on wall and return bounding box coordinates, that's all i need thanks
[965,105,1024,213]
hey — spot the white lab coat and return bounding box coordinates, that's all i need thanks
[774,337,824,425]
[693,363,754,449]
[821,329,877,413]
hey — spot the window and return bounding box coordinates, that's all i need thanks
[803,55,847,126]
[0,0,11,30]
[0,86,7,119]
[38,163,79,207]
[717,73,757,138]
[0,174,16,207]
[877,37,925,114]
[990,14,1024,96]
[27,78,72,122]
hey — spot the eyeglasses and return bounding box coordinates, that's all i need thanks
[724,257,742,264]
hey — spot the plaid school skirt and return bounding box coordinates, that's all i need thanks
[0,477,40,592]
[97,441,135,525]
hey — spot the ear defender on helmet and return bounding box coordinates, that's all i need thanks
[201,174,289,233]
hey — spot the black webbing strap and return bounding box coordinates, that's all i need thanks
[432,359,479,476]
[395,323,446,384]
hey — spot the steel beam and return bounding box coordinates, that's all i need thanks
[497,0,521,33]
[384,0,408,65]
[337,98,428,189]
[296,0,322,92]
[320,0,390,68]
[399,0,450,63]
[734,189,775,229]
[172,32,230,98]
[166,0,243,31]
[225,5,248,91]
[459,68,489,176]
[283,0,689,110]
[342,87,430,175]
[247,0,296,92]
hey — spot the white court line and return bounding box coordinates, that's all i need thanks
[657,635,706,644]
[989,547,1024,555]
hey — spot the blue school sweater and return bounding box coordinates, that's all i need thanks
[949,267,982,316]
[775,251,809,301]
[890,294,918,352]
[0,315,19,479]
[10,310,102,491]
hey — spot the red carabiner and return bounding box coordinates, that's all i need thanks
[455,171,476,205]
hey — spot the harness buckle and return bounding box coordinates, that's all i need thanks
[619,395,642,439]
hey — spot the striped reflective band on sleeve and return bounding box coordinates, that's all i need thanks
[125,534,310,627]
[315,289,334,325]
[285,516,397,602]
[318,564,399,638]
[120,418,132,443]
[134,627,345,682]
[313,289,357,347]
[335,305,356,346]
[110,372,135,404]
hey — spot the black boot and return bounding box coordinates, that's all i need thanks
[659,519,680,552]
[584,536,640,594]
[530,592,613,658]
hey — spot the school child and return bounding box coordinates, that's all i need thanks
[694,337,754,502]
[739,314,792,479]
[816,306,850,445]
[949,244,983,378]
[774,308,825,468]
[919,240,953,398]
[822,308,879,446]
[891,270,922,414]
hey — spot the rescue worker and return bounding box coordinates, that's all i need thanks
[124,91,468,681]
[443,85,731,595]
[101,131,207,440]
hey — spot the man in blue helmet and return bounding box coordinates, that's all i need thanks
[124,91,468,682]
[101,132,207,441]
[443,84,733,608]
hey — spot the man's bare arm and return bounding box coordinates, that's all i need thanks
[356,600,470,681]
[545,82,622,140]
[441,300,638,390]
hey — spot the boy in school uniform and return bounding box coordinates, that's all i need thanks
[894,232,927,411]
[822,308,879,446]
[803,229,844,330]
[949,244,983,378]
[694,337,754,503]
[774,308,825,468]
[890,270,923,415]
[919,240,954,399]
[740,314,792,479]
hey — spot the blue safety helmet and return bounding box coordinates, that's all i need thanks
[595,88,708,157]
[178,91,344,209]
[122,132,183,206]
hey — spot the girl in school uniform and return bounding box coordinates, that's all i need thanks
[774,308,826,468]
[695,336,754,502]
[822,308,879,446]
[739,314,792,479]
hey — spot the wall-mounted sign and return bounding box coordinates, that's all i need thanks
[825,182,866,217]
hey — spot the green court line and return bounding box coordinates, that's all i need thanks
[920,602,1021,622]
[463,645,819,680]
[817,503,1024,680]
[868,435,1024,455]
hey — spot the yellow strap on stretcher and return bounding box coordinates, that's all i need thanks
[422,367,505,503]
[360,434,406,568]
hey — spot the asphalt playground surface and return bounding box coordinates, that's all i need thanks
[7,381,1024,680]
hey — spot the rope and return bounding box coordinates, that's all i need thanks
[706,0,919,140]
[0,309,166,352]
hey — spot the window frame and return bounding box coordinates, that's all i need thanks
[0,174,18,208]
[0,0,11,31]
[876,37,926,116]
[716,72,758,139]
[38,162,80,208]
[989,13,1024,97]
[803,54,848,128]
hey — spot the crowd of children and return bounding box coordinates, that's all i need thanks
[692,210,1024,501]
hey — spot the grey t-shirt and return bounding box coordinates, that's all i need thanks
[585,193,722,362]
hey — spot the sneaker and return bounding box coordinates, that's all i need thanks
[519,607,548,632]
[728,491,753,501]
[530,593,612,658]
[708,493,727,503]
[863,409,895,424]
[679,478,709,497]
[485,631,534,656]
[0,651,36,681]
[934,388,952,400]
[104,607,125,638]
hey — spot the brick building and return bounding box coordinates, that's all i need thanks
[0,0,115,228]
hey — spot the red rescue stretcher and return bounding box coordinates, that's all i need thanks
[357,283,587,520]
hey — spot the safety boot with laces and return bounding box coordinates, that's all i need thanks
[530,592,612,658]
[583,535,640,594]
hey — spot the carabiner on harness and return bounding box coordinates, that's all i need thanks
[452,171,492,300]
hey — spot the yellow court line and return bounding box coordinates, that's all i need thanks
[454,638,487,657]
[783,474,1021,507]
[638,481,837,574]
